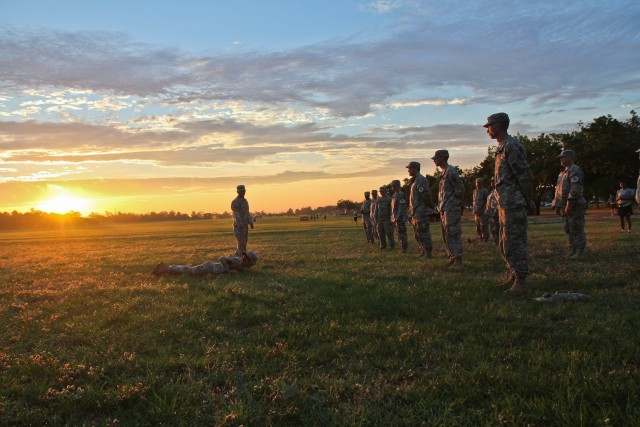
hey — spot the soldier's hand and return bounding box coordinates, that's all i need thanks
[250,223,254,229]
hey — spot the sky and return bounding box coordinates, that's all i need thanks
[1,0,639,215]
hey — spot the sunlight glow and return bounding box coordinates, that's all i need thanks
[36,188,93,215]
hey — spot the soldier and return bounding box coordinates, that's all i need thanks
[406,161,436,258]
[152,251,258,276]
[551,149,587,258]
[484,178,500,244]
[432,150,465,268]
[231,184,254,256]
[376,186,395,249]
[485,112,535,294]
[472,178,490,241]
[370,189,380,242]
[361,191,374,243]
[391,179,409,253]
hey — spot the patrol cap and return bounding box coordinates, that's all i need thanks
[406,161,420,169]
[557,149,575,159]
[483,112,510,128]
[391,179,401,187]
[431,149,449,160]
[371,189,378,194]
[236,184,246,191]
[379,186,388,193]
[364,191,370,196]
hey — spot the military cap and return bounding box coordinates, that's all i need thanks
[236,184,246,191]
[391,179,401,187]
[483,112,510,128]
[371,189,378,194]
[431,149,449,160]
[364,191,370,195]
[379,186,388,193]
[557,149,575,159]
[405,161,420,169]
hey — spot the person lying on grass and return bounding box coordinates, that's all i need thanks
[152,251,258,276]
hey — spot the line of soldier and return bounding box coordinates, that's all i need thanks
[359,112,607,294]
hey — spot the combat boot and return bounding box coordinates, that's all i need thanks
[567,246,576,258]
[499,273,516,287]
[448,257,463,269]
[569,248,584,259]
[505,278,530,294]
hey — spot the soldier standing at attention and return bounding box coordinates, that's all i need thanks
[391,180,409,253]
[484,178,500,245]
[406,161,436,258]
[432,150,465,268]
[231,184,254,256]
[484,113,535,294]
[552,150,587,258]
[376,186,395,250]
[473,178,490,241]
[370,189,380,243]
[361,191,374,243]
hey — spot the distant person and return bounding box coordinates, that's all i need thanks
[152,251,258,276]
[231,184,254,256]
[361,191,374,243]
[607,192,616,216]
[353,211,358,225]
[472,178,490,241]
[485,112,535,294]
[551,149,587,258]
[376,186,395,250]
[484,178,500,244]
[433,150,464,268]
[391,179,409,253]
[406,161,436,258]
[370,189,380,242]
[616,181,634,233]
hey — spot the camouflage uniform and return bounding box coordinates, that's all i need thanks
[494,135,534,281]
[369,190,379,242]
[152,252,258,276]
[391,182,409,252]
[484,189,500,244]
[231,187,253,256]
[376,188,395,249]
[438,164,465,261]
[361,194,374,243]
[552,162,586,251]
[409,173,435,256]
[473,182,490,241]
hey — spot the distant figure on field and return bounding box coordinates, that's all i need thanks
[607,192,616,216]
[376,186,395,249]
[391,180,409,253]
[472,178,490,241]
[361,191,374,243]
[370,189,380,242]
[231,184,254,256]
[484,178,500,244]
[485,112,535,294]
[152,251,258,276]
[433,150,464,268]
[551,149,587,258]
[406,161,436,258]
[353,210,358,225]
[616,181,634,233]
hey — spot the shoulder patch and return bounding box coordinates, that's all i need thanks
[418,186,424,193]
[570,176,580,183]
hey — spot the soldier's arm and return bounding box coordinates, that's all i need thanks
[506,144,534,198]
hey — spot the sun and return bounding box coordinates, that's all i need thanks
[37,189,93,216]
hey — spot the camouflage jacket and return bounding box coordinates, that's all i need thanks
[231,196,253,227]
[494,135,533,209]
[391,191,408,223]
[361,199,372,216]
[473,187,489,215]
[552,163,585,208]
[409,173,435,217]
[484,190,499,219]
[437,165,464,212]
[376,195,392,221]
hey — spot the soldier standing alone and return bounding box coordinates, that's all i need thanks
[361,191,374,243]
[552,150,587,258]
[432,150,465,268]
[473,178,490,241]
[485,113,535,294]
[231,184,254,256]
[376,186,395,250]
[406,161,436,258]
[391,180,409,253]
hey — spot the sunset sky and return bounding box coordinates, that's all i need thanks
[1,0,639,215]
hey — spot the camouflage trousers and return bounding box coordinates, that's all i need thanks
[362,215,374,243]
[441,207,463,259]
[474,214,489,240]
[394,220,408,251]
[563,206,586,249]
[371,219,379,241]
[499,207,528,279]
[489,213,500,244]
[377,219,395,249]
[167,261,226,275]
[412,214,433,255]
[234,225,249,255]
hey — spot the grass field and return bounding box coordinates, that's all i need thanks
[1,211,639,426]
